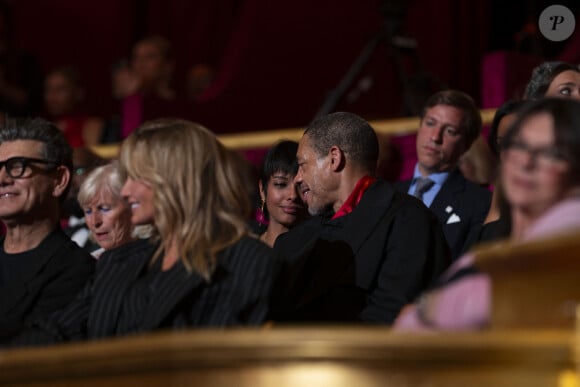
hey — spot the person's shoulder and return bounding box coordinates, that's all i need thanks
[50,228,94,263]
[273,216,322,254]
[451,171,492,198]
[221,236,281,272]
[392,178,411,192]
[227,236,275,258]
[388,189,440,224]
[99,238,157,263]
[41,229,95,277]
[463,178,492,198]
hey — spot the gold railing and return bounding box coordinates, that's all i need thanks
[89,108,497,159]
[0,327,576,386]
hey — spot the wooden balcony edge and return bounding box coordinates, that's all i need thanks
[0,327,575,383]
[89,109,497,158]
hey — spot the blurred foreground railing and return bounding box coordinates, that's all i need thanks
[2,228,580,387]
[0,327,576,387]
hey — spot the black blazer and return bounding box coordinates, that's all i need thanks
[0,228,95,342]
[272,179,451,324]
[395,170,491,260]
[12,236,279,346]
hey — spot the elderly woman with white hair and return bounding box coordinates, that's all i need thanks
[77,161,149,258]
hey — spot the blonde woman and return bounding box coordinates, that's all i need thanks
[13,119,279,346]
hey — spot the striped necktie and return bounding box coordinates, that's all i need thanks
[412,177,434,200]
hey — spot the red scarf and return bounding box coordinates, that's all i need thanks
[331,175,377,220]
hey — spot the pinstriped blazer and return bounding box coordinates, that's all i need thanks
[12,236,280,346]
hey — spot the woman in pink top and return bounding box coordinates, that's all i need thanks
[394,97,580,331]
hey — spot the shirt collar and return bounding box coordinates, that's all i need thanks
[412,164,451,186]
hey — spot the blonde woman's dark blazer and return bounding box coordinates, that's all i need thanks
[12,236,279,346]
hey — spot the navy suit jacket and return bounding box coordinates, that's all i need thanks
[395,169,492,260]
[12,236,279,347]
[0,228,95,342]
[272,179,451,324]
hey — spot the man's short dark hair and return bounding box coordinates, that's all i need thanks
[304,112,379,172]
[420,90,482,149]
[0,117,73,199]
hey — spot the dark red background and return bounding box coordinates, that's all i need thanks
[10,0,492,133]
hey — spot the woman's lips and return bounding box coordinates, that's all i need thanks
[281,206,301,214]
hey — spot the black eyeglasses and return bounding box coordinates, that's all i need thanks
[0,157,58,178]
[504,140,567,168]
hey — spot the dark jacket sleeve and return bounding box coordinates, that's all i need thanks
[8,273,95,347]
[360,196,451,323]
[228,238,282,325]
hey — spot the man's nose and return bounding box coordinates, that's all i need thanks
[430,126,444,143]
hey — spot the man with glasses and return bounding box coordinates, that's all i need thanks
[395,90,492,260]
[0,117,95,343]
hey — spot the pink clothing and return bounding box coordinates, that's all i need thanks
[523,197,580,240]
[394,196,580,331]
[120,93,143,139]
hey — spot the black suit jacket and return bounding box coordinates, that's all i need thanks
[12,236,279,346]
[395,170,491,260]
[272,179,451,324]
[0,228,95,342]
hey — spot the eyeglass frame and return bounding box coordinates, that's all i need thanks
[502,139,568,168]
[0,157,59,179]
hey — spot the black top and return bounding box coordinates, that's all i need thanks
[11,236,280,347]
[0,227,95,343]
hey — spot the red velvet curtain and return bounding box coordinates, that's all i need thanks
[9,0,489,133]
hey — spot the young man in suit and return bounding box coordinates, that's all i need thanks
[0,117,95,342]
[394,90,492,260]
[272,112,451,324]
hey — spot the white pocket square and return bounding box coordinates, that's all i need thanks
[446,213,461,224]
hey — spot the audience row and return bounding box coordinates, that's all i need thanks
[0,60,579,347]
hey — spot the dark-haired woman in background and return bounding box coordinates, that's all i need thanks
[257,140,308,247]
[524,61,580,101]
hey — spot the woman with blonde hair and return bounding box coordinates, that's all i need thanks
[12,119,279,346]
[119,118,263,277]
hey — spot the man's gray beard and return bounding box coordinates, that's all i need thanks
[307,206,319,216]
[307,202,333,216]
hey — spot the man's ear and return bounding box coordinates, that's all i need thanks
[52,166,71,198]
[329,145,345,172]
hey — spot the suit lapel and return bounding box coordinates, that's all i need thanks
[90,239,155,337]
[0,229,68,315]
[430,170,465,222]
[335,180,396,256]
[139,261,206,331]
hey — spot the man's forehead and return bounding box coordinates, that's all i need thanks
[297,135,310,153]
[0,139,44,156]
[425,104,465,125]
[425,103,465,117]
